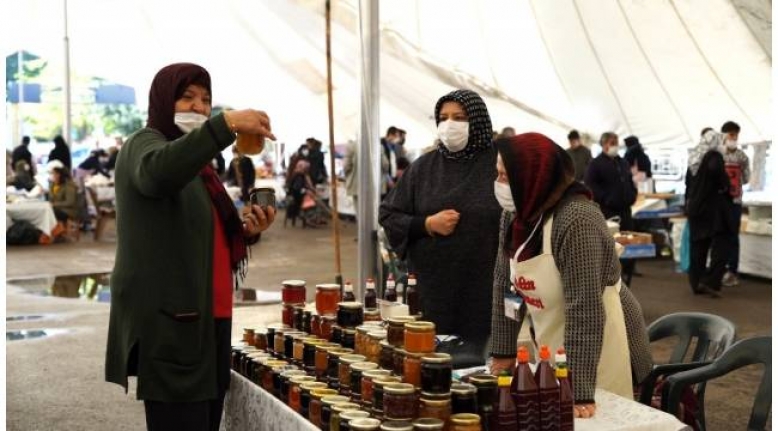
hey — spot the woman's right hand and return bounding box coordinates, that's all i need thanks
[426,209,460,236]
[489,357,515,376]
[223,109,276,140]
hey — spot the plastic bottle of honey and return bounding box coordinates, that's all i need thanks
[556,348,574,431]
[535,345,560,431]
[343,281,356,302]
[364,278,377,309]
[510,346,539,431]
[384,274,397,302]
[406,274,421,316]
[493,374,518,431]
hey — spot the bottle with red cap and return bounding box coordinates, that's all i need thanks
[556,347,574,431]
[406,273,421,316]
[342,281,356,302]
[493,373,518,431]
[510,346,539,431]
[384,273,397,302]
[535,345,560,431]
[364,278,377,309]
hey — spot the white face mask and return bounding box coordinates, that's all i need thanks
[725,140,738,150]
[174,112,208,133]
[606,145,619,157]
[494,181,516,213]
[438,120,469,152]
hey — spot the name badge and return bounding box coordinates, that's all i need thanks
[504,292,524,322]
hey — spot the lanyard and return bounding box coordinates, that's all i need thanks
[512,214,545,262]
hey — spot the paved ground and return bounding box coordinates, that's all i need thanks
[5,214,771,430]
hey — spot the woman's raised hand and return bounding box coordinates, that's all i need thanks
[223,109,276,141]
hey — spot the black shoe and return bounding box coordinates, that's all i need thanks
[708,289,723,299]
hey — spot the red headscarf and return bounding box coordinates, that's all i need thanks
[146,63,247,274]
[496,133,592,261]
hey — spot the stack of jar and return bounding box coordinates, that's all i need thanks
[282,279,308,329]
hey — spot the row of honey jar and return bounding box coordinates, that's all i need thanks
[232,344,489,431]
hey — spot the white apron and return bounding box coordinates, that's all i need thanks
[510,215,634,399]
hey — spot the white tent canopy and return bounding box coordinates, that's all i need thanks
[6,0,772,150]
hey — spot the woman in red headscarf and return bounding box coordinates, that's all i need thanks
[488,133,651,418]
[105,63,276,430]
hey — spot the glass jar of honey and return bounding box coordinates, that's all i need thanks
[387,316,416,347]
[243,328,256,345]
[355,324,383,355]
[293,306,306,331]
[288,375,316,412]
[316,283,342,316]
[450,384,478,415]
[260,360,288,392]
[403,352,424,388]
[300,381,328,418]
[327,348,355,390]
[320,315,337,341]
[380,420,414,431]
[371,376,402,419]
[254,331,268,351]
[315,343,342,380]
[418,394,451,424]
[349,361,379,402]
[282,304,303,329]
[303,338,325,374]
[363,308,382,322]
[293,335,315,366]
[281,279,307,304]
[404,321,436,353]
[383,383,418,421]
[342,328,357,350]
[420,353,452,395]
[278,369,307,403]
[309,389,339,427]
[338,355,367,396]
[330,402,361,431]
[349,418,382,431]
[360,369,392,408]
[393,348,407,377]
[412,418,445,431]
[302,310,313,334]
[379,341,395,370]
[449,413,481,431]
[321,395,351,431]
[337,301,365,328]
[366,330,387,364]
[339,410,371,431]
[284,331,305,361]
[311,314,322,338]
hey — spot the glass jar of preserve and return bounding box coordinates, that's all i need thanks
[320,315,337,341]
[404,321,436,353]
[330,402,361,431]
[468,374,497,420]
[339,410,371,431]
[315,343,342,380]
[383,383,418,421]
[273,330,287,358]
[337,301,365,329]
[379,341,395,370]
[281,279,307,304]
[449,413,481,431]
[303,338,325,373]
[283,303,304,328]
[302,310,313,334]
[293,335,314,366]
[289,375,316,412]
[371,376,403,419]
[316,283,343,315]
[380,420,414,431]
[266,323,288,355]
[363,308,382,322]
[254,331,268,351]
[366,330,388,364]
[284,331,305,361]
[418,394,451,424]
[349,361,379,402]
[309,389,339,427]
[300,381,328,418]
[339,355,367,396]
[311,314,322,338]
[279,369,307,404]
[331,325,344,345]
[243,328,256,345]
[342,328,357,350]
[412,418,445,431]
[360,369,392,408]
[403,352,424,388]
[321,395,351,431]
[450,383,478,415]
[261,360,288,392]
[420,353,452,395]
[247,353,271,382]
[393,348,407,377]
[237,348,258,376]
[349,418,382,431]
[356,324,382,355]
[231,345,247,371]
[293,306,307,331]
[327,348,355,390]
[387,316,416,347]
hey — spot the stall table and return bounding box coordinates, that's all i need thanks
[6,200,58,236]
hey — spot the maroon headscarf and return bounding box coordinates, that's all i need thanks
[146,63,247,274]
[496,133,592,261]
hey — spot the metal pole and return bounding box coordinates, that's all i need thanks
[325,0,344,288]
[356,0,380,301]
[17,50,24,141]
[63,0,72,144]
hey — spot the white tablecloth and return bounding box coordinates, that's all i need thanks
[6,200,58,234]
[221,371,689,431]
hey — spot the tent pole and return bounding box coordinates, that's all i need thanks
[17,51,24,143]
[325,0,344,288]
[63,0,72,144]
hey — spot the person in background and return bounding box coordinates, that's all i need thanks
[489,133,651,417]
[6,150,14,184]
[566,129,592,183]
[48,166,79,224]
[306,137,328,187]
[585,132,637,231]
[12,136,35,176]
[12,160,37,191]
[500,126,516,138]
[104,62,275,431]
[105,137,123,172]
[226,144,256,203]
[380,89,502,366]
[343,139,358,210]
[624,135,652,191]
[719,121,750,287]
[395,156,410,180]
[48,135,72,171]
[381,126,402,196]
[285,143,310,191]
[394,128,409,161]
[286,159,322,227]
[79,149,111,178]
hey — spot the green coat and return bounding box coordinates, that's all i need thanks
[105,114,235,402]
[50,180,79,219]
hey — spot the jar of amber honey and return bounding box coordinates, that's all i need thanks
[383,383,418,421]
[316,283,342,315]
[360,369,392,408]
[309,389,339,428]
[366,330,387,364]
[315,343,342,380]
[338,355,367,396]
[320,315,337,341]
[449,413,481,431]
[327,348,355,390]
[404,321,436,353]
[387,317,416,347]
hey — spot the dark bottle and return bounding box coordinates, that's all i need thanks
[535,345,560,431]
[556,348,574,431]
[364,278,377,309]
[493,374,518,431]
[343,281,356,302]
[384,274,397,302]
[406,273,421,316]
[511,346,539,431]
[469,374,497,430]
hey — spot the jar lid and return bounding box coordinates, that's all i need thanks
[364,308,381,315]
[267,322,289,329]
[350,361,379,372]
[338,301,364,309]
[321,395,351,405]
[339,410,371,421]
[412,418,445,430]
[262,359,287,366]
[329,348,355,357]
[383,382,415,395]
[342,328,357,335]
[468,373,498,386]
[450,383,477,395]
[317,283,341,290]
[404,351,424,359]
[332,402,362,413]
[282,279,306,287]
[322,315,337,322]
[243,327,255,332]
[380,340,393,349]
[367,330,388,340]
[315,342,342,352]
[419,397,450,407]
[387,316,416,325]
[252,186,276,193]
[303,338,325,347]
[340,354,368,364]
[450,413,481,426]
[289,375,316,385]
[404,321,435,332]
[310,388,339,399]
[361,369,392,380]
[281,369,307,378]
[283,302,306,309]
[300,382,329,392]
[421,353,452,364]
[380,420,414,431]
[357,324,382,334]
[349,418,382,430]
[247,352,271,359]
[420,391,451,400]
[372,376,403,387]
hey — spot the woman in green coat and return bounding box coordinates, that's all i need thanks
[105,63,276,431]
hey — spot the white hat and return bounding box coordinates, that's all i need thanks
[46,159,65,172]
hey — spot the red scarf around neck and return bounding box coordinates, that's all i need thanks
[199,165,247,275]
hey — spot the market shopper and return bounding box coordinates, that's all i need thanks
[720,121,750,287]
[104,63,276,431]
[566,129,592,182]
[488,133,652,417]
[379,89,502,365]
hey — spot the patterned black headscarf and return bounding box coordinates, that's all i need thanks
[434,89,493,161]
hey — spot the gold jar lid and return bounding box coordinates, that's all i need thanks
[262,359,287,367]
[372,376,403,387]
[315,342,342,352]
[450,413,481,426]
[303,338,325,347]
[282,279,306,287]
[339,410,371,422]
[300,382,328,392]
[411,418,445,430]
[280,369,307,379]
[380,340,393,349]
[387,316,416,326]
[383,383,416,395]
[421,353,452,364]
[450,383,477,395]
[332,402,361,413]
[404,321,435,332]
[404,351,424,359]
[362,369,392,380]
[367,330,388,340]
[380,420,414,431]
[420,391,451,400]
[350,418,382,430]
[419,397,450,407]
[340,354,367,365]
[317,283,341,290]
[289,375,316,385]
[468,373,498,386]
[310,388,339,400]
[350,361,379,373]
[357,324,383,334]
[338,301,364,309]
[321,395,351,406]
[329,348,355,358]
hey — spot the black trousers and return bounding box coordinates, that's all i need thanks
[144,318,232,431]
[53,208,69,222]
[688,234,732,292]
